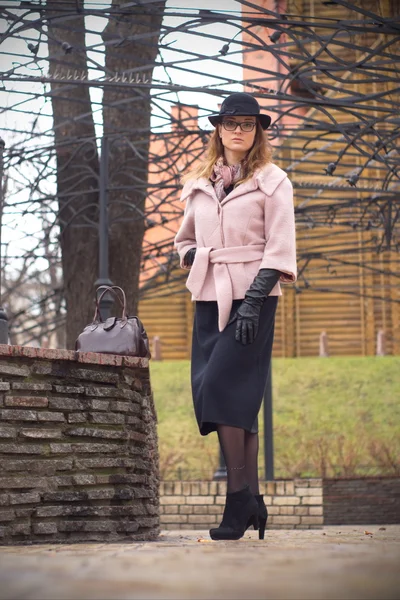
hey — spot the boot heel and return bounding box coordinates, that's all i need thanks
[255,494,268,540]
[259,517,267,540]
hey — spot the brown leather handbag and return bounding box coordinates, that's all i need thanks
[75,286,151,359]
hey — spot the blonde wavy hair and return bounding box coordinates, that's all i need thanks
[181,120,273,186]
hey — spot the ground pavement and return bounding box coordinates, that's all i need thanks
[0,525,399,600]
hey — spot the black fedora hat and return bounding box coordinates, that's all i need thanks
[208,92,271,130]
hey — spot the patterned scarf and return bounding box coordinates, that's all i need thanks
[210,157,242,202]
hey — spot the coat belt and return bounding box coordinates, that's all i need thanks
[186,244,266,332]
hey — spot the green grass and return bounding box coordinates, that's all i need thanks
[150,357,400,480]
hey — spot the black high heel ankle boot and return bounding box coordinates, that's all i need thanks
[210,485,259,541]
[255,494,268,540]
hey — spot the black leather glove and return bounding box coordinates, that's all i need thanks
[235,268,281,345]
[183,248,196,268]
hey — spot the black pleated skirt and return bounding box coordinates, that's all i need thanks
[191,297,278,436]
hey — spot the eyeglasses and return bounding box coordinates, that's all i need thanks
[221,119,256,132]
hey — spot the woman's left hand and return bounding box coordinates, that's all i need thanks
[235,298,262,345]
[183,247,196,268]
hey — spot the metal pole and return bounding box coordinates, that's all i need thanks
[213,446,227,480]
[95,135,113,320]
[0,137,9,344]
[263,362,274,480]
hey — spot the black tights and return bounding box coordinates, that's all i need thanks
[217,424,260,494]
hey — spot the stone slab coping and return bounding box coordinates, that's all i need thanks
[0,344,149,368]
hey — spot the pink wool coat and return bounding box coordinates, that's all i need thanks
[174,162,297,332]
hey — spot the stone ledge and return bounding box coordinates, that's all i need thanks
[0,344,149,368]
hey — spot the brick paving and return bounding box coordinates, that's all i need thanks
[0,525,399,599]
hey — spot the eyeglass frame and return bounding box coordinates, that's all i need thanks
[221,118,257,132]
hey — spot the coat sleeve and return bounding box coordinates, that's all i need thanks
[174,189,197,270]
[259,177,297,283]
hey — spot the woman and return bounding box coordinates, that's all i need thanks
[174,92,297,541]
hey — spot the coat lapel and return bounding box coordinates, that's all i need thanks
[220,163,288,206]
[220,178,257,206]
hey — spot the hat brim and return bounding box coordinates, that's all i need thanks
[208,113,271,130]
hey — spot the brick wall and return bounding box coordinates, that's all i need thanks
[0,345,159,544]
[324,477,400,525]
[1,345,397,543]
[160,479,323,530]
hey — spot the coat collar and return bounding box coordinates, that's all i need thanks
[180,177,210,202]
[180,162,288,204]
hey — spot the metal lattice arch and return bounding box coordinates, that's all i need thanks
[0,0,399,354]
[138,0,400,358]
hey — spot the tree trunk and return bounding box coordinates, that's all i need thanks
[47,0,99,348]
[102,1,166,316]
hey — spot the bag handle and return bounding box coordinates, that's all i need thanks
[93,285,127,322]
